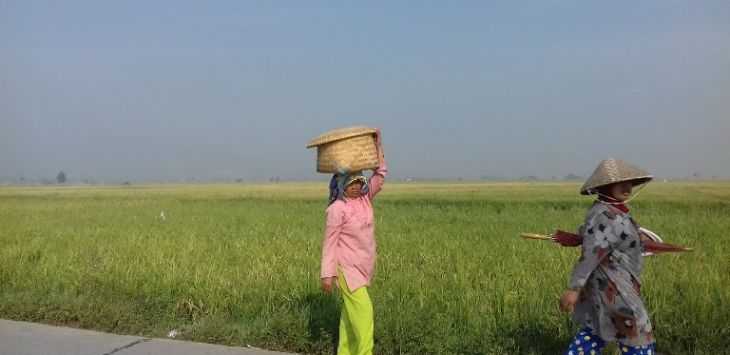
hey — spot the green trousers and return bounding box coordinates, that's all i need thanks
[337,267,374,355]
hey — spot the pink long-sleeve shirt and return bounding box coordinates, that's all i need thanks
[320,163,387,292]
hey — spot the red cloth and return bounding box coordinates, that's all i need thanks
[597,197,630,213]
[540,199,690,253]
[613,203,629,213]
[553,230,690,253]
[554,230,583,246]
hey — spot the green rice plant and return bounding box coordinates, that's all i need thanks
[0,181,728,354]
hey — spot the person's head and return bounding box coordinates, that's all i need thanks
[328,173,369,205]
[344,179,363,199]
[597,181,634,202]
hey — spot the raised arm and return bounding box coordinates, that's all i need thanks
[367,129,387,199]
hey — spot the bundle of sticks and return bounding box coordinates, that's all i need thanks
[521,227,692,256]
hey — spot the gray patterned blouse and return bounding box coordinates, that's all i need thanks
[569,201,654,347]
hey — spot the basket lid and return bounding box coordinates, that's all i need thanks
[306,126,377,148]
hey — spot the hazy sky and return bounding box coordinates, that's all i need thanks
[1,1,729,182]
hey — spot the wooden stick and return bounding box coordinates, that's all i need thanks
[521,233,551,240]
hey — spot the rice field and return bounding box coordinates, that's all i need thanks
[0,181,728,354]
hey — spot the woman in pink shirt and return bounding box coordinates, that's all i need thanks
[320,130,386,355]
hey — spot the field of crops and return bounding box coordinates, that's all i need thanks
[1,181,728,354]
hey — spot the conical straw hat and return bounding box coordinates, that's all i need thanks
[580,157,653,195]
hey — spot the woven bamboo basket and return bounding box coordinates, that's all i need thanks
[306,126,379,173]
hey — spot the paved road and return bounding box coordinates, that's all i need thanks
[0,319,296,355]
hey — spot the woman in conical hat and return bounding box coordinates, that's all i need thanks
[559,157,657,355]
[320,129,386,355]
